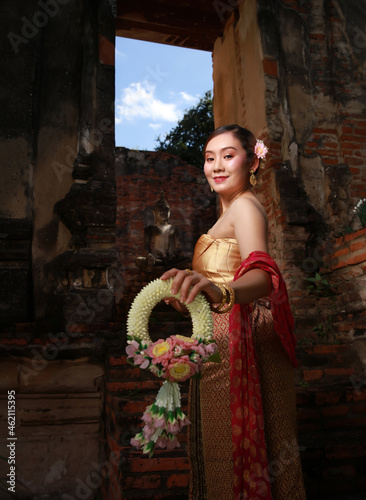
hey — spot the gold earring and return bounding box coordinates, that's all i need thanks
[210,186,214,192]
[250,169,257,186]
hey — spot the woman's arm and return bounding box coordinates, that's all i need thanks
[226,197,272,301]
[160,266,271,307]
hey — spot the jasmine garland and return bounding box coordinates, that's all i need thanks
[125,277,218,456]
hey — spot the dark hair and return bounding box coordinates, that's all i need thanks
[203,124,259,172]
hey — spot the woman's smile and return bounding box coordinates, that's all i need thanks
[213,176,229,183]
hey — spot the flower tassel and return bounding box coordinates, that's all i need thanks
[131,380,190,457]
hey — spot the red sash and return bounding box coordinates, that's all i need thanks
[229,251,298,499]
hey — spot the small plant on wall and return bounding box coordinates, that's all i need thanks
[353,198,366,228]
[305,272,337,299]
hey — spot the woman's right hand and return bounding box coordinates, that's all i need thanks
[160,268,224,306]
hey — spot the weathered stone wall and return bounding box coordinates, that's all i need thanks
[0,1,116,498]
[211,0,366,497]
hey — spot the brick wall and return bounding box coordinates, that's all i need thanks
[294,230,366,497]
[100,149,216,498]
[115,147,216,317]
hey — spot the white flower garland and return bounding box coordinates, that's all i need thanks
[126,277,216,457]
[127,277,213,344]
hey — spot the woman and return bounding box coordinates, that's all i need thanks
[161,125,306,500]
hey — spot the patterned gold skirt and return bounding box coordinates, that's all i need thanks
[188,300,306,500]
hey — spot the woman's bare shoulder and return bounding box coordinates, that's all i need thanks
[230,196,269,257]
[231,195,268,225]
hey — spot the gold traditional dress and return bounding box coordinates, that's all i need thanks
[188,234,306,500]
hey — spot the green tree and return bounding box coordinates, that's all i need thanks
[155,90,214,169]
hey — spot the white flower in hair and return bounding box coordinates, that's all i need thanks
[254,139,268,159]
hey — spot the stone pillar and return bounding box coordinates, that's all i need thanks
[0,1,116,498]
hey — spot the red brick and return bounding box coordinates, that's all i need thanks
[310,33,325,40]
[343,227,366,243]
[66,322,118,333]
[111,367,141,379]
[262,58,278,77]
[350,241,365,252]
[341,141,362,149]
[344,148,363,157]
[342,126,353,133]
[317,149,338,156]
[99,34,115,66]
[0,338,27,346]
[123,474,161,490]
[297,421,322,432]
[350,167,360,174]
[354,128,366,136]
[297,407,321,420]
[345,157,364,166]
[296,391,312,405]
[315,391,342,406]
[122,400,152,414]
[331,247,349,258]
[341,133,362,141]
[325,443,365,459]
[324,416,366,429]
[321,405,349,417]
[345,251,366,266]
[305,344,347,355]
[110,356,124,367]
[166,473,190,489]
[323,464,356,480]
[313,127,337,134]
[106,381,161,392]
[322,158,339,165]
[352,402,366,413]
[324,368,354,377]
[303,369,323,381]
[333,251,366,269]
[129,457,190,473]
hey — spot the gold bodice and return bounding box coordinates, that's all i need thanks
[192,233,242,284]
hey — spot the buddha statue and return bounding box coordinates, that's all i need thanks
[136,192,183,271]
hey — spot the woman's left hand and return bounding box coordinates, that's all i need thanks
[160,268,223,305]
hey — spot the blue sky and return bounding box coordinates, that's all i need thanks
[115,37,213,151]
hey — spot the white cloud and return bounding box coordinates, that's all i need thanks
[180,91,198,103]
[115,81,181,124]
[115,48,125,58]
[149,123,162,129]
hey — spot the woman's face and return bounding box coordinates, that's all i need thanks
[204,132,251,196]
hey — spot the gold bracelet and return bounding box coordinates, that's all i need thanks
[211,285,235,314]
[217,284,235,314]
[210,283,228,313]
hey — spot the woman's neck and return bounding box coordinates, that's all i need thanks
[220,186,252,214]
